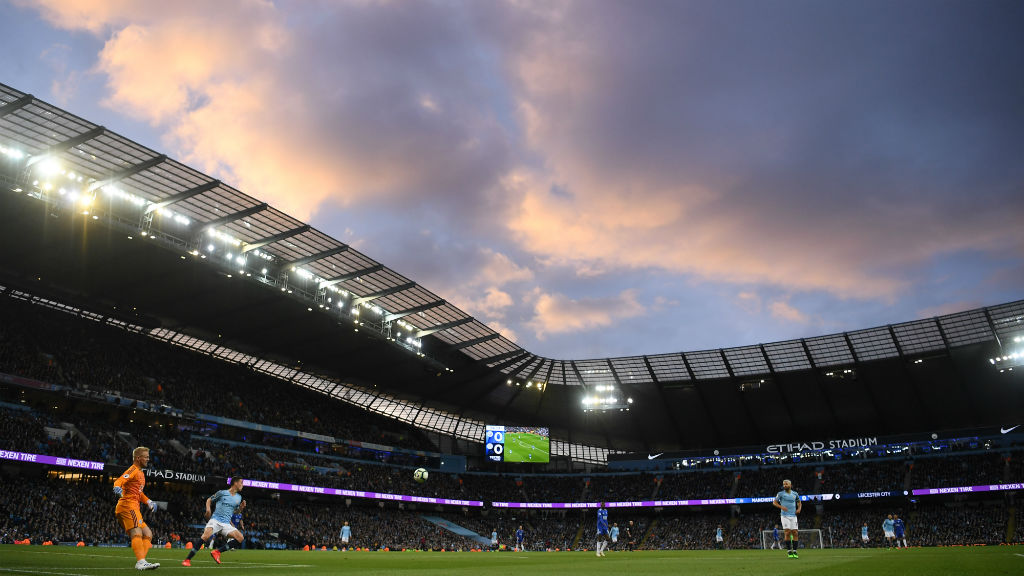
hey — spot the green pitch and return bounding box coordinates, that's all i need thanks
[504,431,549,463]
[1,546,1021,575]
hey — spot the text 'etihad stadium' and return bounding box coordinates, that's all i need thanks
[766,437,878,454]
[144,468,206,483]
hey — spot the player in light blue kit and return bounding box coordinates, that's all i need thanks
[340,521,352,550]
[715,525,724,549]
[861,522,870,547]
[772,479,802,559]
[211,499,246,552]
[515,525,525,552]
[610,523,620,550]
[882,514,895,549]
[595,503,610,557]
[183,477,245,567]
[490,528,498,550]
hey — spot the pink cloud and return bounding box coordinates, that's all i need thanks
[485,320,519,344]
[769,300,811,325]
[526,288,646,340]
[23,0,514,222]
[453,287,515,319]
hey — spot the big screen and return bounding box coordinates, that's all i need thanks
[485,425,550,463]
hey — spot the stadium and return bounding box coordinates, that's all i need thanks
[1,9,1023,574]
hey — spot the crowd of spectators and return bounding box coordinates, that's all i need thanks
[822,504,1008,547]
[657,469,735,500]
[818,460,908,494]
[0,296,434,452]
[0,473,1018,550]
[735,466,819,498]
[4,400,1023,512]
[908,453,1007,489]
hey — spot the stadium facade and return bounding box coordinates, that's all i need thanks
[1,82,1022,468]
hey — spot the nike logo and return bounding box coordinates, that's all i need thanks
[647,453,664,460]
[1001,425,1020,434]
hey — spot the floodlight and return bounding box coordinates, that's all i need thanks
[37,157,61,176]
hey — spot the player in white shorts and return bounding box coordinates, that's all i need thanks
[183,477,245,566]
[772,479,802,558]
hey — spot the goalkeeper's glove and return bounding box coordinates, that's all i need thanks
[147,500,157,512]
[113,486,123,497]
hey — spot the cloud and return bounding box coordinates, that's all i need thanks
[736,291,762,315]
[484,320,518,344]
[39,43,79,105]
[24,0,516,222]
[16,0,141,34]
[456,287,515,319]
[768,300,811,325]
[498,0,1024,302]
[526,288,646,339]
[472,248,534,287]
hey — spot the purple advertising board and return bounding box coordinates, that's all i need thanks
[0,449,105,471]
[234,478,483,507]
[912,483,1023,496]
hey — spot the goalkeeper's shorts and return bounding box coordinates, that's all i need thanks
[115,503,147,532]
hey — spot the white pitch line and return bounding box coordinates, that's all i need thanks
[13,551,127,560]
[0,565,135,569]
[11,550,311,568]
[0,568,94,576]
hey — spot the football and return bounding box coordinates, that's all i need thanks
[413,467,429,483]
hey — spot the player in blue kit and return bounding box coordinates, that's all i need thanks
[515,525,525,552]
[893,515,907,548]
[210,499,246,552]
[595,504,609,557]
[340,521,352,550]
[882,514,895,549]
[772,479,802,558]
[183,477,245,566]
[771,524,782,550]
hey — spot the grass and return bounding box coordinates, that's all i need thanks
[504,432,549,463]
[1,546,1022,575]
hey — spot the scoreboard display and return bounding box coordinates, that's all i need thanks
[485,425,550,463]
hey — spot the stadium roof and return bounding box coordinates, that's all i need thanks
[1,83,1022,462]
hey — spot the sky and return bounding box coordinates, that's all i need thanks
[1,0,1022,360]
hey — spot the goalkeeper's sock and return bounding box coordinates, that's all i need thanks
[131,535,146,561]
[142,536,152,553]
